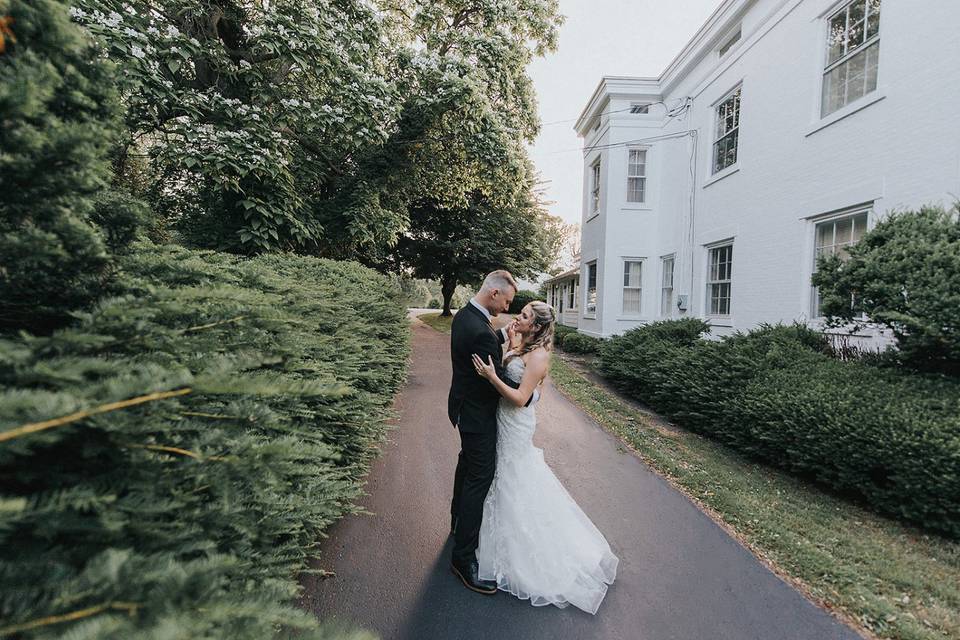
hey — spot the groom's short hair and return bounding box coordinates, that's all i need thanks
[480,270,518,294]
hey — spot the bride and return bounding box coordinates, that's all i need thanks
[471,301,618,615]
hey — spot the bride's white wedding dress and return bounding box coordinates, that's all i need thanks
[477,355,619,615]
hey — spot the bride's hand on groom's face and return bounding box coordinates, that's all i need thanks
[472,353,496,380]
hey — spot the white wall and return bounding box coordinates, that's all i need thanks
[577,0,960,339]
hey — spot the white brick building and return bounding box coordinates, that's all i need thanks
[572,0,960,341]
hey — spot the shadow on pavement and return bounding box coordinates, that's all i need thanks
[394,538,600,640]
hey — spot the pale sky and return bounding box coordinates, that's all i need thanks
[528,0,724,225]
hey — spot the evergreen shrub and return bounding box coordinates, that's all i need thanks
[0,0,132,331]
[508,289,539,314]
[553,323,577,348]
[560,331,603,355]
[598,320,960,538]
[812,204,960,373]
[0,243,408,639]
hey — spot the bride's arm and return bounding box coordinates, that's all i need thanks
[472,349,549,407]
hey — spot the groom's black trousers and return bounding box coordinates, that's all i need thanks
[451,429,497,567]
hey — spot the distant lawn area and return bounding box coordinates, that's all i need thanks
[416,311,513,334]
[417,312,453,333]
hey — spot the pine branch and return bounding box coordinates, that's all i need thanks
[123,443,227,462]
[0,601,140,637]
[0,389,192,443]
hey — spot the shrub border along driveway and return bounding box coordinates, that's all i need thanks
[549,354,959,640]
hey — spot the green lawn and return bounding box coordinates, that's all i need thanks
[416,311,454,333]
[548,354,959,640]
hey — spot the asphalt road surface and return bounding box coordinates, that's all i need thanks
[300,318,862,640]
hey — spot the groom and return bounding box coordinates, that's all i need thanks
[448,270,522,594]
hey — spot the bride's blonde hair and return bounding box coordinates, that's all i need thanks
[510,301,556,360]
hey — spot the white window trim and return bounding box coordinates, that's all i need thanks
[818,0,881,120]
[809,205,872,319]
[705,241,734,321]
[711,84,742,176]
[660,254,676,317]
[588,158,602,220]
[620,258,644,318]
[584,261,598,318]
[625,147,648,206]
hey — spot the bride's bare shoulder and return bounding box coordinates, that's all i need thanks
[523,347,550,367]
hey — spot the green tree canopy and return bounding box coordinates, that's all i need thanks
[74,0,400,253]
[394,175,564,315]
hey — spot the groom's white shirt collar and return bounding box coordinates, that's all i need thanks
[469,297,509,341]
[469,297,491,321]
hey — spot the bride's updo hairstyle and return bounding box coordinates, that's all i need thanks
[514,301,556,359]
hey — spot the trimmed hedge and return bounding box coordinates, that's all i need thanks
[560,331,603,355]
[0,243,408,639]
[553,323,577,348]
[598,320,960,538]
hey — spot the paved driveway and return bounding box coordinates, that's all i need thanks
[300,319,862,640]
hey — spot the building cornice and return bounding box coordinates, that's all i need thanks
[575,0,787,134]
[574,76,661,136]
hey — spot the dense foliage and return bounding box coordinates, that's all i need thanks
[0,0,137,331]
[812,205,960,374]
[552,323,576,348]
[72,0,397,254]
[508,289,538,314]
[598,320,960,538]
[373,1,565,312]
[0,244,408,638]
[558,330,602,355]
[71,0,565,265]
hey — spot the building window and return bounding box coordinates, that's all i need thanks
[812,210,869,316]
[713,87,741,174]
[630,103,650,114]
[660,256,675,316]
[822,0,880,117]
[622,260,642,315]
[590,159,601,214]
[719,28,741,58]
[586,263,597,315]
[568,280,577,309]
[626,149,647,203]
[707,244,733,316]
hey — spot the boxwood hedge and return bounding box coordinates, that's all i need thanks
[598,320,960,538]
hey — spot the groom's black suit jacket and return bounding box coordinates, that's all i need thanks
[448,303,520,434]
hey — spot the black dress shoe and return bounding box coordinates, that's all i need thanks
[450,515,459,537]
[451,561,497,595]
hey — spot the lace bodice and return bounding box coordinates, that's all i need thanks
[503,356,540,407]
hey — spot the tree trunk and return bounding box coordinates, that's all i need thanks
[441,275,457,317]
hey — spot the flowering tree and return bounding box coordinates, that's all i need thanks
[74,0,400,253]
